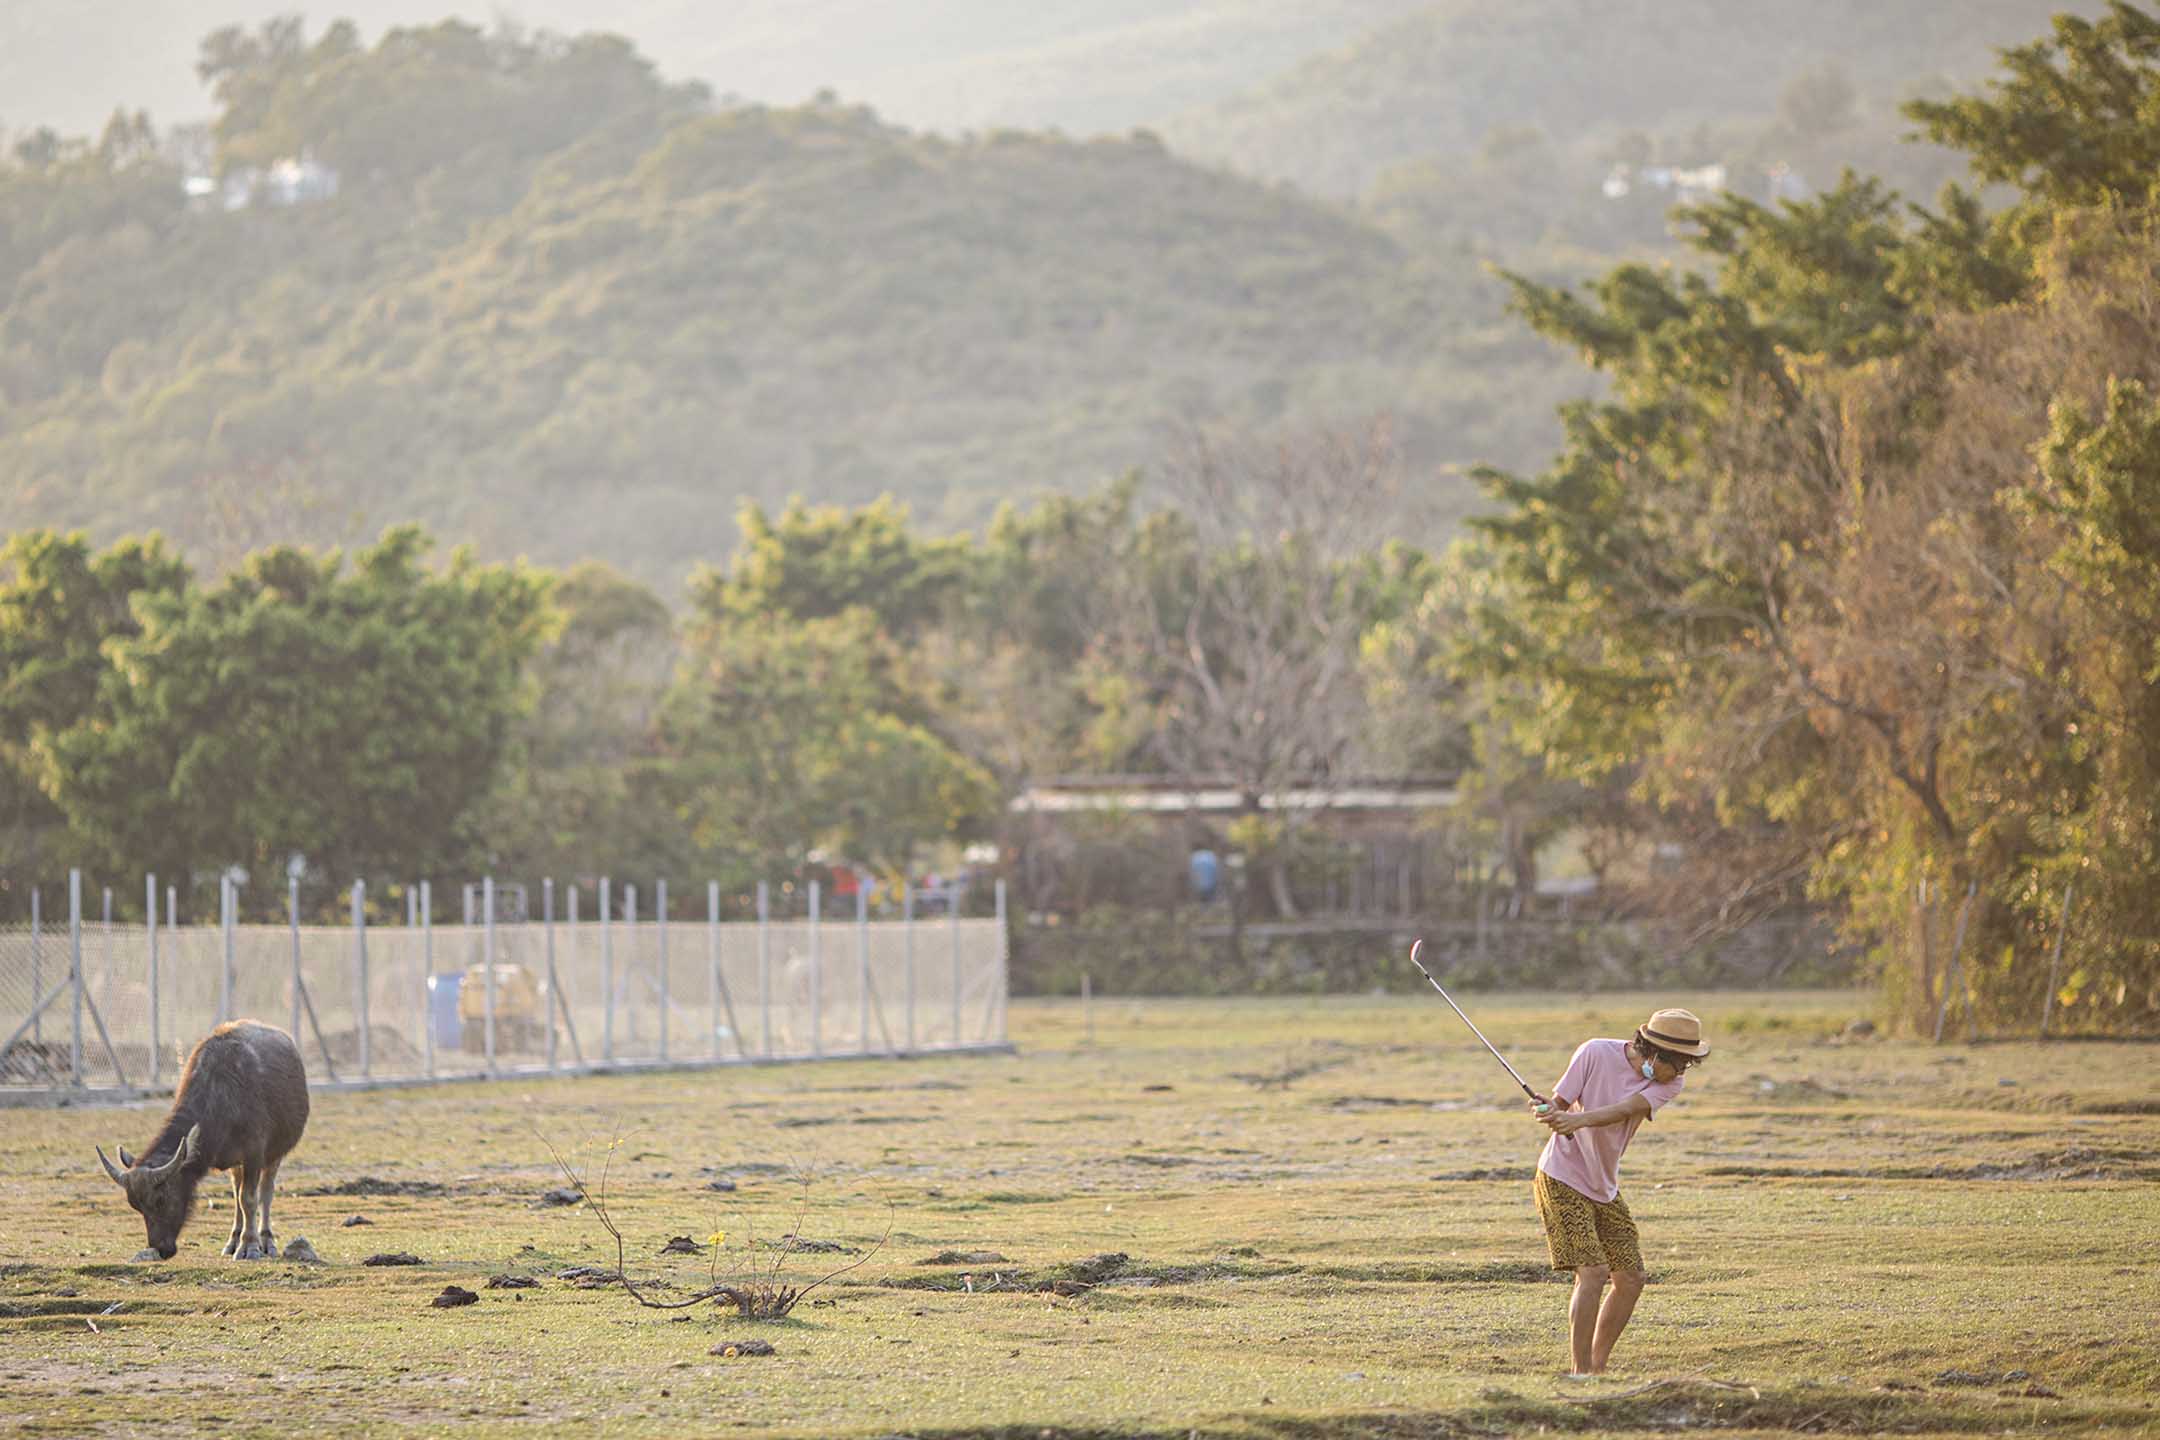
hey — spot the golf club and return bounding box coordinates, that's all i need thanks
[1408,938,1572,1138]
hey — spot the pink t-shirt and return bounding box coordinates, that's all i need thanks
[1536,1038,1684,1203]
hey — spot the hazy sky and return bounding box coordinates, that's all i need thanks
[2,0,1430,142]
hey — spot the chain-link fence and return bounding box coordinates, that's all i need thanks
[1,873,1010,1098]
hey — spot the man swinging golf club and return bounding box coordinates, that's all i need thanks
[1531,1008,1709,1377]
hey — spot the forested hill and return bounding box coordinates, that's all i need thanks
[1167,0,2099,198]
[0,22,1563,590]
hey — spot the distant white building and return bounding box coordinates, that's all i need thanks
[1604,160,1808,207]
[182,152,339,213]
[1606,162,1730,205]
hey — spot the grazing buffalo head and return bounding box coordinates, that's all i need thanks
[97,1124,201,1259]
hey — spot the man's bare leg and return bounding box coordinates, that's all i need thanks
[1568,1265,1609,1375]
[1589,1270,1645,1372]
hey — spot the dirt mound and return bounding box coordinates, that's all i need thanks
[917,1250,1009,1266]
[1306,1260,1560,1285]
[879,1251,1291,1295]
[307,1026,423,1070]
[1705,1144,2159,1183]
[298,1177,447,1198]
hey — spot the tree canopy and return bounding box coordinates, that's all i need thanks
[1452,2,2160,1031]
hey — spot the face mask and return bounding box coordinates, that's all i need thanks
[1640,1059,1658,1080]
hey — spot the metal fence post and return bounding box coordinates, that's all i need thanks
[101,890,112,1049]
[407,885,421,1065]
[354,880,370,1080]
[993,877,1008,1044]
[483,875,496,1078]
[29,887,40,1045]
[625,883,639,1052]
[69,869,83,1087]
[544,878,558,1073]
[163,886,177,1074]
[757,880,771,1057]
[567,882,579,1068]
[656,878,669,1063]
[146,873,159,1087]
[856,882,870,1054]
[601,875,614,1064]
[421,879,434,1079]
[707,880,721,1059]
[903,881,915,1053]
[288,877,302,1046]
[949,884,961,1049]
[808,879,822,1058]
[219,874,234,1024]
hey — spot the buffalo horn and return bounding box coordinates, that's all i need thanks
[97,1146,128,1187]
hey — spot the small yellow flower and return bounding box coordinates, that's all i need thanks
[707,1230,727,1248]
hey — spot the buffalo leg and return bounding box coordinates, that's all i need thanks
[254,1160,283,1256]
[223,1167,251,1256]
[234,1171,266,1261]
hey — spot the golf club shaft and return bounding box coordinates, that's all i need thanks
[1408,940,1569,1140]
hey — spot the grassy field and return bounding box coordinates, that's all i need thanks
[3,991,2158,1438]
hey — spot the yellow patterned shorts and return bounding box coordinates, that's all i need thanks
[1533,1169,1644,1274]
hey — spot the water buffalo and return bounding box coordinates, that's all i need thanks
[97,1020,310,1260]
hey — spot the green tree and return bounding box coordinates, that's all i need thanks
[1460,5,2160,1029]
[474,561,690,886]
[1905,2,2160,210]
[0,531,191,887]
[692,497,966,643]
[44,526,548,890]
[665,607,993,880]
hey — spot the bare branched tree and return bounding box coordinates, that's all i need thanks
[1104,420,1404,930]
[541,1129,889,1320]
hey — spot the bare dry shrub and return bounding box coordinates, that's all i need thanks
[541,1130,889,1320]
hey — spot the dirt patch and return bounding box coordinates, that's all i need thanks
[1230,1054,1350,1090]
[917,1251,1010,1265]
[1461,1381,2093,1435]
[362,1253,423,1267]
[308,1027,424,1071]
[1429,1166,1536,1183]
[1325,1095,1479,1112]
[296,1177,447,1198]
[429,1285,478,1308]
[766,1235,857,1256]
[1746,1075,1852,1102]
[1704,1144,2160,1182]
[0,1298,185,1318]
[878,1251,1292,1295]
[1303,1260,1561,1285]
[774,1113,927,1128]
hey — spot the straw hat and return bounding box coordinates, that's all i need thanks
[1639,1007,1710,1057]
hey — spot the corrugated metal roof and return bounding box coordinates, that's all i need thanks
[1010,781,1459,814]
